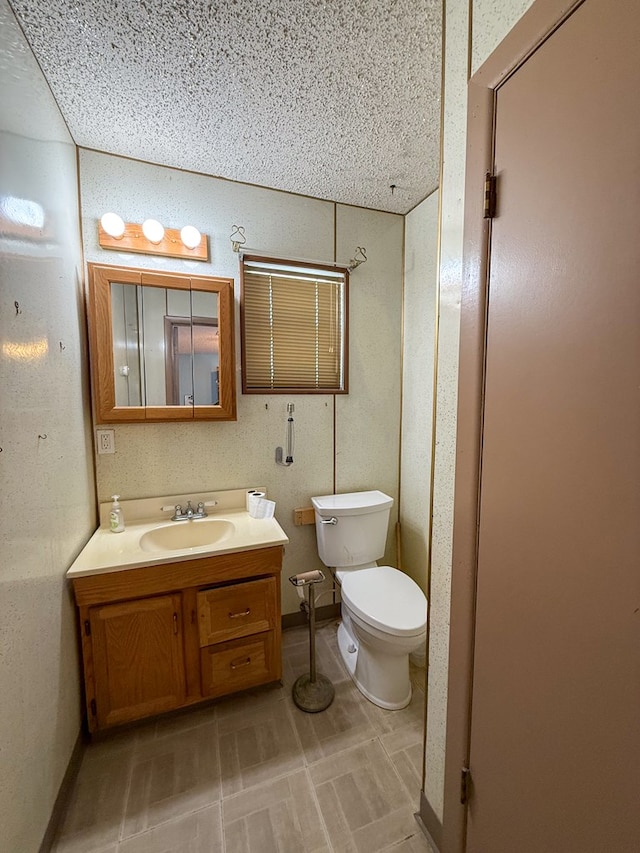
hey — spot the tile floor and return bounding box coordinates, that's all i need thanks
[53,621,433,853]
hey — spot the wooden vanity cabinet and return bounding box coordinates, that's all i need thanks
[72,546,282,733]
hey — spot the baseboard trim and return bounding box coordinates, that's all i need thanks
[39,729,85,853]
[418,790,443,852]
[281,602,341,629]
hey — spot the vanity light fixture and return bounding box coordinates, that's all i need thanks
[98,214,209,261]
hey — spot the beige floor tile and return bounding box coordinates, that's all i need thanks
[52,748,132,853]
[309,740,425,853]
[151,703,217,740]
[289,678,383,764]
[222,769,330,853]
[387,740,424,803]
[379,717,424,802]
[118,803,223,853]
[282,624,309,648]
[380,822,436,852]
[360,685,425,738]
[379,724,423,757]
[122,721,221,838]
[214,682,286,721]
[354,809,433,853]
[53,844,118,853]
[410,660,426,691]
[282,620,348,690]
[218,696,304,796]
[89,722,156,755]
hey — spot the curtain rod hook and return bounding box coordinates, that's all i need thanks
[230,224,246,253]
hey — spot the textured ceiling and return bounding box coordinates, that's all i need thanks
[9,0,442,214]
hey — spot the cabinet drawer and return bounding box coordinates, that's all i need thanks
[200,632,277,698]
[197,577,276,645]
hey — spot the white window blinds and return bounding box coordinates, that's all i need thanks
[241,258,348,393]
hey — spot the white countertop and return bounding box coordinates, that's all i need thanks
[67,489,289,578]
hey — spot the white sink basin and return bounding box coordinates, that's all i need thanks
[139,519,235,553]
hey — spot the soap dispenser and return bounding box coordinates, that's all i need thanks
[109,495,125,533]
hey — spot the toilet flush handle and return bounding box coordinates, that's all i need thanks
[320,516,338,525]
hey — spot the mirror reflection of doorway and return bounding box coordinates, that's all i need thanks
[164,316,219,406]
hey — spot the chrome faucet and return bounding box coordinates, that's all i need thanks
[171,500,207,522]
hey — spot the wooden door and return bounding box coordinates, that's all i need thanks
[465,1,640,850]
[91,593,186,729]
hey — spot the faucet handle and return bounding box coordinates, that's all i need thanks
[169,504,185,521]
[196,501,205,512]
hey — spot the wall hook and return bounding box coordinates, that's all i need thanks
[14,301,21,315]
[38,433,47,440]
[59,341,66,351]
[230,224,246,253]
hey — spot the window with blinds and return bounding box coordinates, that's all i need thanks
[241,257,348,393]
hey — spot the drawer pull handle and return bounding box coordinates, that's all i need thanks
[230,656,252,670]
[229,608,251,619]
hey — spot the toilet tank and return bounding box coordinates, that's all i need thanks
[311,490,393,568]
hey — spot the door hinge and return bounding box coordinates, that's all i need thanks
[461,766,472,805]
[483,172,497,219]
[90,699,97,717]
[84,619,91,637]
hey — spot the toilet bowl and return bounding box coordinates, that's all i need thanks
[337,566,427,709]
[311,490,428,710]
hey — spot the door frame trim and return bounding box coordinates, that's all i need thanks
[440,1,585,850]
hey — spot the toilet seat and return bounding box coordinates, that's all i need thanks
[340,566,426,638]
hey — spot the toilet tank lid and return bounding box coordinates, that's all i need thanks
[311,490,393,516]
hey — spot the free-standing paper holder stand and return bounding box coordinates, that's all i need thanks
[288,570,335,712]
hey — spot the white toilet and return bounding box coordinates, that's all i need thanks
[311,490,427,710]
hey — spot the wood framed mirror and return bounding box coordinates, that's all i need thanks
[88,263,236,422]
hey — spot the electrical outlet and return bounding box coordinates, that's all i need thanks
[96,429,115,454]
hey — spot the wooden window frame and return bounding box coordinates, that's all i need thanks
[240,255,349,395]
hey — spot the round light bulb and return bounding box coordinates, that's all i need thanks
[180,225,201,249]
[142,218,165,244]
[100,212,125,239]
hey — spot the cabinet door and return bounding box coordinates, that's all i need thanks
[90,593,186,729]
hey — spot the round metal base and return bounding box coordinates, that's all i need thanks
[292,673,335,713]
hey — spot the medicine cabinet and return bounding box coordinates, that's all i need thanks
[88,263,236,422]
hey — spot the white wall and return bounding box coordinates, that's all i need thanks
[400,190,440,593]
[79,150,404,615]
[423,0,536,825]
[0,2,96,851]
